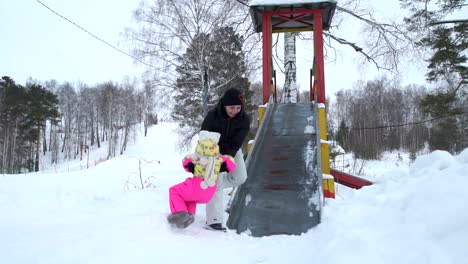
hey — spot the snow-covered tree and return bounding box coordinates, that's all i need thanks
[171,27,252,148]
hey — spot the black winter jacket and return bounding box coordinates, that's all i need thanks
[201,103,250,157]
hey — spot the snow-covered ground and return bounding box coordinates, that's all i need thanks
[1,122,467,264]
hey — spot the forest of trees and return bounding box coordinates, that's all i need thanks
[329,0,467,159]
[0,77,157,173]
[2,0,466,173]
[329,75,467,160]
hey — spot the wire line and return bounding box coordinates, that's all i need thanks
[35,0,156,69]
[347,111,468,131]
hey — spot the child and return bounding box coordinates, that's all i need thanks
[167,130,236,229]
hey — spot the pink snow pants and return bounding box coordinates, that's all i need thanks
[169,177,217,214]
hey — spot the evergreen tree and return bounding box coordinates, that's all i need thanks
[419,23,467,86]
[0,78,60,172]
[172,32,211,143]
[210,27,253,112]
[402,0,467,153]
[420,92,462,152]
[418,22,467,153]
[23,84,60,172]
[335,119,349,151]
[172,26,252,147]
[0,76,28,173]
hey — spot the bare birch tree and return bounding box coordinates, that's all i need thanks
[57,82,78,160]
[142,81,156,137]
[281,32,298,103]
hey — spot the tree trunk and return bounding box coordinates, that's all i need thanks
[107,93,113,159]
[281,33,298,103]
[96,114,100,148]
[11,119,18,173]
[49,121,53,153]
[35,124,41,172]
[90,114,95,146]
[61,132,66,154]
[201,66,209,117]
[144,114,148,137]
[2,123,9,173]
[120,122,130,155]
[51,125,58,164]
[42,124,47,155]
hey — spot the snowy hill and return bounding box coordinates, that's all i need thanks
[1,122,467,264]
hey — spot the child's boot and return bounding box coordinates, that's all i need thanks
[167,211,190,224]
[176,214,195,229]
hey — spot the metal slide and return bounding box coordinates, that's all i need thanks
[227,102,322,237]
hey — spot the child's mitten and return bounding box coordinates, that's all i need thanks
[182,157,195,173]
[220,155,236,173]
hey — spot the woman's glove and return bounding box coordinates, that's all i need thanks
[220,155,236,173]
[182,157,195,173]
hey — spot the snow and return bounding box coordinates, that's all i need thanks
[304,116,315,134]
[321,139,332,144]
[331,141,346,154]
[251,0,337,6]
[1,122,468,264]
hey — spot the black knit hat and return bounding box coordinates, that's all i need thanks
[221,88,245,106]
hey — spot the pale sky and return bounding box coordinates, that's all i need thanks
[0,0,439,97]
[0,0,144,86]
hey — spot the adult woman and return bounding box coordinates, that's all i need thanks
[200,88,250,231]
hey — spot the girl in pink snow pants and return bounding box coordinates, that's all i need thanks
[167,130,236,229]
[168,177,217,226]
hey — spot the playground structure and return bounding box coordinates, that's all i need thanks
[226,0,372,237]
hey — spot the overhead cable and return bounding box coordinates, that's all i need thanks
[35,0,156,69]
[331,111,468,131]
